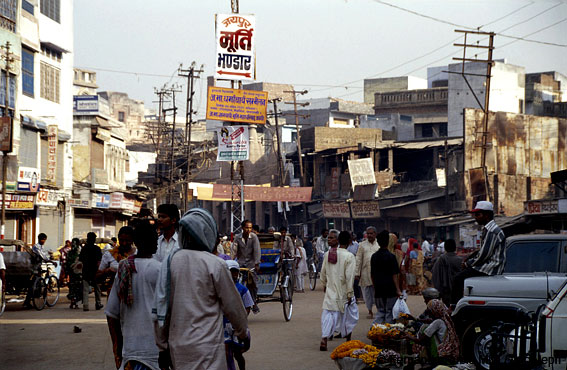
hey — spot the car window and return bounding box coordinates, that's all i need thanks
[504,241,560,273]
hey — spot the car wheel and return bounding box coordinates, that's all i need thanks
[462,320,506,370]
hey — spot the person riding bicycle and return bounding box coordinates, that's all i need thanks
[24,233,50,308]
[233,220,261,314]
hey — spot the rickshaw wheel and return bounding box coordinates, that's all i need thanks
[31,277,47,311]
[0,283,5,316]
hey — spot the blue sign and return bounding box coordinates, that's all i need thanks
[94,193,110,208]
[73,95,99,113]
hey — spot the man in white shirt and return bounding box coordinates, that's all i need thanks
[355,226,380,319]
[32,233,50,262]
[421,237,432,257]
[154,204,180,262]
[315,229,329,270]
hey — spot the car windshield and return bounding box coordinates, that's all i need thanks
[504,241,560,273]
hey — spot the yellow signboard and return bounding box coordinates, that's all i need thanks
[206,86,268,124]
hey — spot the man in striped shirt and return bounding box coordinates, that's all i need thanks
[451,201,506,304]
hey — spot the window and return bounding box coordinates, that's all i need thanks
[421,123,433,138]
[41,44,62,62]
[118,112,125,122]
[0,0,16,32]
[0,70,16,116]
[439,123,448,137]
[22,0,34,14]
[40,62,60,103]
[504,241,560,273]
[40,0,60,23]
[22,48,34,97]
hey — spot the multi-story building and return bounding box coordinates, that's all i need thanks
[0,0,74,249]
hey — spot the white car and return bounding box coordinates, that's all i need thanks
[539,280,567,369]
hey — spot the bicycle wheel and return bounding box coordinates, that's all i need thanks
[45,275,60,307]
[31,277,47,311]
[0,281,5,316]
[308,264,317,291]
[281,283,293,322]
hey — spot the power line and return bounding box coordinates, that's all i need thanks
[495,2,562,33]
[372,0,567,47]
[75,66,177,78]
[478,2,535,29]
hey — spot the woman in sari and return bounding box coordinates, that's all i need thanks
[406,299,459,367]
[409,242,425,294]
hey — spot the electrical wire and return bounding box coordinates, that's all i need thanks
[478,1,535,29]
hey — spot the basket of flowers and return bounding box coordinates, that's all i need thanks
[331,340,401,369]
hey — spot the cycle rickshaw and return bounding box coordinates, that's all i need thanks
[1,240,60,314]
[239,233,296,321]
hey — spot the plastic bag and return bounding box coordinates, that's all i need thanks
[392,297,411,320]
[340,299,359,337]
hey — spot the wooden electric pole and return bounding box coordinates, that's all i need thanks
[1,42,14,239]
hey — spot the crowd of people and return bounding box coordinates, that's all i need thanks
[316,200,507,368]
[12,199,505,369]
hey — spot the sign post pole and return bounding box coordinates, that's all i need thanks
[1,42,14,239]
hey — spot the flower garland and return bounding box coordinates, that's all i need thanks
[367,323,405,341]
[330,340,366,360]
[110,246,134,263]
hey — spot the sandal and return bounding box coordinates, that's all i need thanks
[319,338,328,351]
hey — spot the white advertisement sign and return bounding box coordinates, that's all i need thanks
[347,158,376,189]
[216,126,249,161]
[17,166,40,192]
[215,14,255,81]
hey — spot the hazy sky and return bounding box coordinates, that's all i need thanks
[74,0,567,118]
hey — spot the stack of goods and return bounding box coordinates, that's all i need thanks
[367,322,415,355]
[331,340,401,369]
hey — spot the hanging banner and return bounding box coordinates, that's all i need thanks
[216,125,250,161]
[322,201,381,219]
[92,193,110,209]
[347,158,376,189]
[46,125,58,183]
[110,192,124,208]
[215,14,255,80]
[17,167,41,192]
[206,86,267,124]
[322,202,350,218]
[212,184,312,202]
[0,116,12,152]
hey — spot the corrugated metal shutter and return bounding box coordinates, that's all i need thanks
[73,214,92,238]
[38,207,63,251]
[19,128,38,168]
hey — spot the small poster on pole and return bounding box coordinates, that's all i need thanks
[216,126,249,161]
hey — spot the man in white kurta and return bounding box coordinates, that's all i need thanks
[355,226,380,319]
[320,230,356,351]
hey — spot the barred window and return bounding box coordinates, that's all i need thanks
[41,44,62,62]
[0,0,17,32]
[0,70,16,116]
[40,62,60,103]
[40,0,60,23]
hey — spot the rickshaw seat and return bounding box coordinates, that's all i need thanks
[260,249,280,274]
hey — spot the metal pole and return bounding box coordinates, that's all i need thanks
[292,92,305,187]
[482,33,495,202]
[1,42,12,239]
[272,99,288,226]
[168,90,177,203]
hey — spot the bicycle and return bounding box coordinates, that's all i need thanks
[307,256,318,291]
[279,258,295,321]
[29,261,60,310]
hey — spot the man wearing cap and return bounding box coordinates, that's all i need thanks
[451,201,506,304]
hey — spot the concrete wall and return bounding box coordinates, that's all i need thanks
[364,76,427,104]
[449,61,525,137]
[302,127,383,152]
[464,108,566,215]
[359,114,414,141]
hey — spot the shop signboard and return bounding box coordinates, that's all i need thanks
[110,192,124,209]
[351,201,381,219]
[17,167,40,192]
[216,125,249,161]
[69,198,90,208]
[0,194,35,210]
[73,95,99,113]
[92,193,110,209]
[0,116,12,152]
[215,14,255,80]
[46,125,58,183]
[36,188,58,207]
[206,86,267,125]
[122,196,135,214]
[524,199,567,215]
[322,202,350,219]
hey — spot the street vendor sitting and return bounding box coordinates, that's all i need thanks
[404,299,459,368]
[417,288,440,323]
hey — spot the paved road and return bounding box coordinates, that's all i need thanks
[0,284,426,370]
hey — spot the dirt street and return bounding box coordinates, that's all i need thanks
[0,285,425,370]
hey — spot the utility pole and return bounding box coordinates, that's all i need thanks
[284,90,309,229]
[452,29,495,203]
[163,86,181,203]
[269,98,288,227]
[283,90,309,187]
[152,87,170,205]
[178,62,204,212]
[1,42,13,239]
